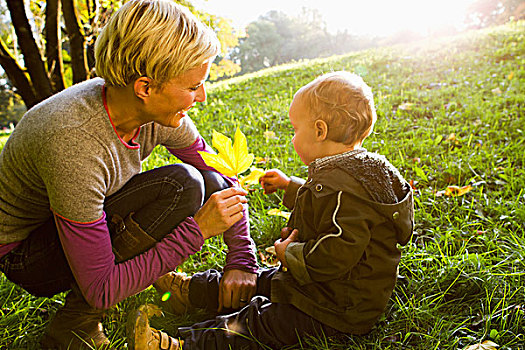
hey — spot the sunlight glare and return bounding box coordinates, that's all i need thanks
[194,0,476,36]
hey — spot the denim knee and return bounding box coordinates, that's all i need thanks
[201,170,229,201]
[166,164,206,214]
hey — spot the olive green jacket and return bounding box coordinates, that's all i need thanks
[271,149,414,334]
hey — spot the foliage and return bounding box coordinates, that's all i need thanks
[466,0,525,28]
[1,21,525,349]
[0,0,241,109]
[0,78,25,128]
[230,9,377,74]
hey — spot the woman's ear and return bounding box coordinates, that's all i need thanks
[134,77,152,100]
[314,119,328,141]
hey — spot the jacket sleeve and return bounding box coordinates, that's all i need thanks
[282,176,306,210]
[285,191,371,285]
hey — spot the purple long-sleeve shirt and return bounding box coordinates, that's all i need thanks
[54,213,204,309]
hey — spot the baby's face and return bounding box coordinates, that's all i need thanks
[288,93,319,166]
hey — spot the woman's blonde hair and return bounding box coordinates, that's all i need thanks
[95,0,220,87]
[297,71,377,147]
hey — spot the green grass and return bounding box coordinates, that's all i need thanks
[1,21,524,349]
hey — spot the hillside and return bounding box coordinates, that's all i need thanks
[1,21,524,349]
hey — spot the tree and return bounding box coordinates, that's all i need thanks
[0,0,117,108]
[0,0,241,109]
[466,0,525,28]
[231,9,373,75]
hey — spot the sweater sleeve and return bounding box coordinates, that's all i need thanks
[54,212,204,310]
[167,136,235,186]
[167,136,258,273]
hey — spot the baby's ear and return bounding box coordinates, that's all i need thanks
[314,119,328,141]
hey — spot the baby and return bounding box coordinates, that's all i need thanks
[129,71,414,349]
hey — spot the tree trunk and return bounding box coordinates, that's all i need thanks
[61,0,89,83]
[45,0,66,93]
[6,0,53,103]
[0,38,38,108]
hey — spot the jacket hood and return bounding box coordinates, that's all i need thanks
[309,150,414,245]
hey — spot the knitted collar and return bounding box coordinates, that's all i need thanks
[308,148,366,177]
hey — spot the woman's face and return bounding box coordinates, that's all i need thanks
[147,61,212,128]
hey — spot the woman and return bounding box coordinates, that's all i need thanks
[0,1,258,348]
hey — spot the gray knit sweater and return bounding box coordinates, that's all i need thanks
[0,78,199,243]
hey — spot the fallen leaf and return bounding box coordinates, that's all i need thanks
[398,102,414,111]
[436,185,473,197]
[198,128,254,178]
[267,209,291,220]
[258,250,280,267]
[463,340,499,350]
[255,156,270,164]
[263,130,276,140]
[265,246,276,255]
[507,72,514,80]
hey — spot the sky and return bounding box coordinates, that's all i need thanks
[193,0,478,37]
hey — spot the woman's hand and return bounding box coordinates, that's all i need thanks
[259,169,290,194]
[218,269,257,311]
[274,229,299,268]
[194,187,248,239]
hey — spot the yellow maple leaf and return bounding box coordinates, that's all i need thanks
[267,208,291,220]
[239,167,266,187]
[198,128,254,178]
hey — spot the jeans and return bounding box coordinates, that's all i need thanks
[178,268,340,350]
[0,164,227,298]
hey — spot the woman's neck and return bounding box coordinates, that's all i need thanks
[105,85,143,142]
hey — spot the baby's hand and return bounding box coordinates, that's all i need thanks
[259,169,290,194]
[274,229,299,268]
[280,227,293,240]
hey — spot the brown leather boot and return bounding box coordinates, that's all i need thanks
[154,272,193,315]
[109,213,158,263]
[127,304,183,350]
[40,286,111,349]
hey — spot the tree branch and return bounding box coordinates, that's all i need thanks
[0,38,38,108]
[45,0,65,92]
[6,0,53,102]
[61,0,88,83]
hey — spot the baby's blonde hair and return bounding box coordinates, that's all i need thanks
[95,0,220,87]
[298,71,377,147]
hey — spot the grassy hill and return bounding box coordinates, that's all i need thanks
[1,21,524,349]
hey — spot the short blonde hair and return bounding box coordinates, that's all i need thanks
[297,71,377,147]
[95,0,220,87]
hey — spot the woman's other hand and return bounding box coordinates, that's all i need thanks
[194,187,247,239]
[259,169,290,194]
[218,269,257,311]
